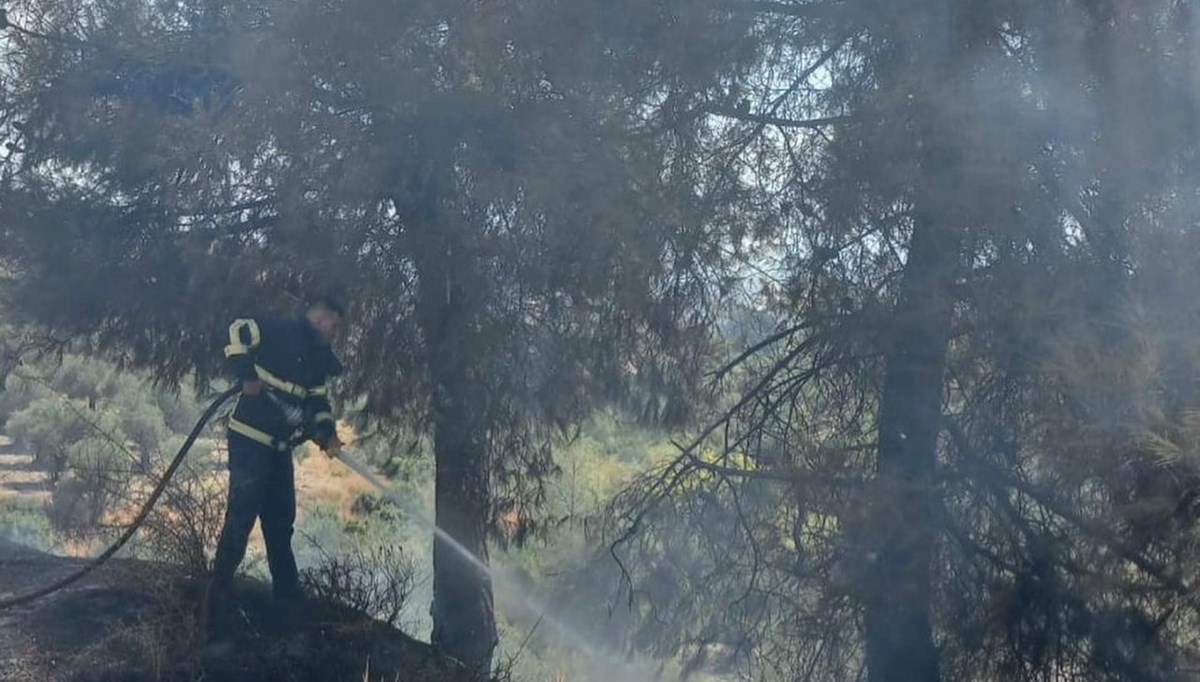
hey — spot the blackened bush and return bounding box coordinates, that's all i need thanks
[301,543,415,628]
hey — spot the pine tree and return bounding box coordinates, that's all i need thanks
[611,1,1200,680]
[0,0,747,670]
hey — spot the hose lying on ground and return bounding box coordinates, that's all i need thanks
[0,386,240,610]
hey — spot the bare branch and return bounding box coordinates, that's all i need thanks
[179,197,274,218]
[721,1,845,20]
[704,109,852,130]
[707,319,835,387]
[675,443,861,487]
[701,31,856,139]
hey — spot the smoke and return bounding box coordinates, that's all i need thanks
[0,524,52,556]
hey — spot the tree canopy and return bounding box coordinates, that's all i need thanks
[2,0,1200,680]
[608,2,1200,681]
[0,0,750,671]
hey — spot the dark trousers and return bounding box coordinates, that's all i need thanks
[211,434,300,601]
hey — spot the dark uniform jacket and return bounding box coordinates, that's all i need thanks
[223,317,343,451]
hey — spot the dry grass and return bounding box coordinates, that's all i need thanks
[295,443,375,518]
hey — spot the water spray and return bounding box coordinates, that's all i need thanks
[333,448,602,659]
[0,381,639,676]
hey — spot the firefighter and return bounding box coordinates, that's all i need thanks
[206,295,346,636]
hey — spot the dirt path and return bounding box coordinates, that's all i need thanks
[0,437,50,504]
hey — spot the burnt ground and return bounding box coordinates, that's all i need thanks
[0,540,475,682]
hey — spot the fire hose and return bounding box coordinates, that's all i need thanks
[0,385,462,614]
[0,386,240,610]
[0,383,599,668]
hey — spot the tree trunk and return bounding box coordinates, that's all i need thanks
[428,361,498,672]
[863,209,958,682]
[406,173,499,673]
[862,8,971,679]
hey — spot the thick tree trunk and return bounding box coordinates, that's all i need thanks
[428,363,498,672]
[863,210,958,682]
[406,174,499,673]
[862,8,971,678]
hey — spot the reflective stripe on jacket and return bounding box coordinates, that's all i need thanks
[223,316,343,449]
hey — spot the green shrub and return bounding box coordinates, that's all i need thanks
[0,497,59,552]
[7,397,91,478]
[156,390,204,435]
[112,392,169,469]
[0,374,54,427]
[48,355,109,402]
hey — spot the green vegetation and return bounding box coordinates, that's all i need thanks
[0,352,677,677]
[0,496,58,553]
[2,1,1199,681]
